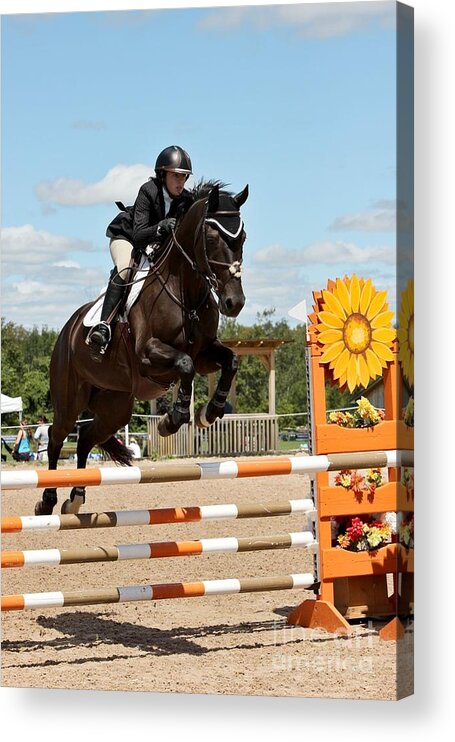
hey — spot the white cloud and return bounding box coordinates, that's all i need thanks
[330,207,396,232]
[253,240,395,266]
[237,261,314,325]
[199,2,395,39]
[1,225,94,275]
[2,266,106,330]
[52,260,81,269]
[1,224,105,328]
[330,199,413,233]
[35,163,151,206]
[252,244,307,266]
[13,280,48,297]
[299,241,395,264]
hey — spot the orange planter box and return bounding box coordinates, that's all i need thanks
[319,481,414,518]
[314,420,414,454]
[322,543,414,579]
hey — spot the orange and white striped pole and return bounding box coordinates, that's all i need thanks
[1,573,315,611]
[1,530,316,569]
[2,497,314,534]
[0,451,413,491]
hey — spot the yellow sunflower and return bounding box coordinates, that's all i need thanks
[314,275,396,392]
[397,279,414,387]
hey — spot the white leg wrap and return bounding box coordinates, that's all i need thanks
[62,494,85,514]
[198,404,211,428]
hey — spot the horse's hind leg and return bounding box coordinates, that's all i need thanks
[34,417,78,516]
[34,386,91,516]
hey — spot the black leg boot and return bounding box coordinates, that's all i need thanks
[88,271,126,354]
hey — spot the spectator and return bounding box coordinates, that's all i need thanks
[127,438,141,459]
[1,438,9,462]
[34,415,50,462]
[12,419,32,462]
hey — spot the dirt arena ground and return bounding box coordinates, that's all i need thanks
[1,458,413,700]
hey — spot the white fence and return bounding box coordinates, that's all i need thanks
[147,414,279,457]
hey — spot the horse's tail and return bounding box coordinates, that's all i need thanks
[99,436,133,466]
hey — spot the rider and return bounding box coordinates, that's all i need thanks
[88,145,194,353]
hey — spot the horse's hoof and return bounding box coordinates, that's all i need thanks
[61,492,85,515]
[35,488,58,515]
[157,412,190,437]
[35,500,54,516]
[157,414,175,437]
[195,405,211,429]
[195,403,222,428]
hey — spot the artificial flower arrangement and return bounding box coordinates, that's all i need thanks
[335,468,383,500]
[328,397,385,428]
[335,515,392,552]
[403,396,414,427]
[399,513,414,548]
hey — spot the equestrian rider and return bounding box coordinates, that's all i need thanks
[88,145,194,353]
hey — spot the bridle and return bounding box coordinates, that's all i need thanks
[173,202,244,292]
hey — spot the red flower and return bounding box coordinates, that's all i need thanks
[346,517,364,540]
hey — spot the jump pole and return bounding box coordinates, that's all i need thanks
[2,497,315,534]
[2,530,316,569]
[0,451,413,490]
[1,573,315,611]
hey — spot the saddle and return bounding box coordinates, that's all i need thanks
[82,250,156,329]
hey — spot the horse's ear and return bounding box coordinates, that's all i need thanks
[207,185,220,213]
[234,185,249,208]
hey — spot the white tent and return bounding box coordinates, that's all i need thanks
[1,394,23,415]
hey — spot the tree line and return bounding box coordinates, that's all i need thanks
[1,311,352,428]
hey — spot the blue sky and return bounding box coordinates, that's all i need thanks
[1,1,404,329]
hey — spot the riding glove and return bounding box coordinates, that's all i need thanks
[157,218,176,236]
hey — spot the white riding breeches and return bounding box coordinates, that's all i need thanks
[109,238,133,278]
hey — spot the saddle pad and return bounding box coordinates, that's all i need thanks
[83,255,150,327]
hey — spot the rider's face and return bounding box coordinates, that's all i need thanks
[164,171,188,197]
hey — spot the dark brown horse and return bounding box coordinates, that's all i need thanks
[35,184,248,516]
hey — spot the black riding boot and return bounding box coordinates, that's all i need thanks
[88,271,126,353]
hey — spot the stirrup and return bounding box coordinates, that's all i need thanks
[86,322,111,353]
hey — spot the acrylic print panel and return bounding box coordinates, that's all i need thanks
[1,1,413,700]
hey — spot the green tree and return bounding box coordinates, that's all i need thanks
[1,319,58,423]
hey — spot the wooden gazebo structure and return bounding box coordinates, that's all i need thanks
[211,339,292,415]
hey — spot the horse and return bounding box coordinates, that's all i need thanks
[35,183,248,517]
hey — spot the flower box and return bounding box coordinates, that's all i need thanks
[314,420,413,454]
[322,543,414,579]
[319,481,413,518]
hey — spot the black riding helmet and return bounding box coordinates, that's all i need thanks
[155,146,193,178]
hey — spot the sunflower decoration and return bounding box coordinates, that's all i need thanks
[397,279,414,388]
[310,275,396,392]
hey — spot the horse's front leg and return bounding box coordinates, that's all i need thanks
[194,340,238,428]
[139,337,195,437]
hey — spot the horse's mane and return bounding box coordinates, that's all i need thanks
[190,178,233,201]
